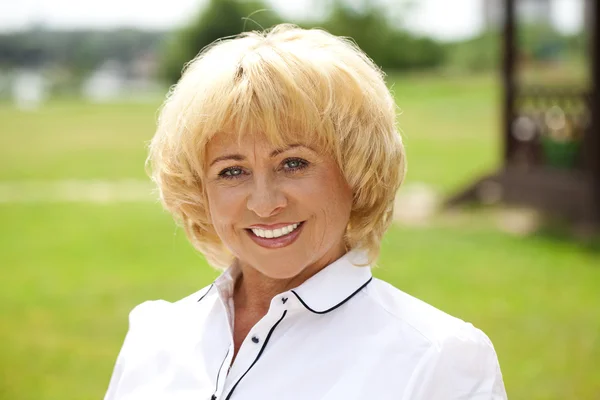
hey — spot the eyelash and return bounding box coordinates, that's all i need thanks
[218,158,309,180]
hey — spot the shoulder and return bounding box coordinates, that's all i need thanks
[104,285,217,398]
[405,323,507,399]
[365,278,472,344]
[113,284,215,359]
[364,278,498,352]
[125,284,215,334]
[364,278,506,398]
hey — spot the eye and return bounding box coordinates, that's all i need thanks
[283,158,308,171]
[218,167,245,179]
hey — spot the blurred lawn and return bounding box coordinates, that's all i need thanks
[0,73,499,191]
[1,73,599,399]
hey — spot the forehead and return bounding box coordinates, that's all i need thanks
[206,130,309,155]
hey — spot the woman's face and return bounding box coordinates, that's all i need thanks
[204,131,353,279]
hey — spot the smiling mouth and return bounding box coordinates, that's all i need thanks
[247,221,305,239]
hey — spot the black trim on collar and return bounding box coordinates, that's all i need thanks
[290,277,373,314]
[197,284,214,302]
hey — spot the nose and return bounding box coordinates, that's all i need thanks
[246,175,287,218]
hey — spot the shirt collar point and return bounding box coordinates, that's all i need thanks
[290,249,373,314]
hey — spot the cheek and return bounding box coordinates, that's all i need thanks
[291,171,352,224]
[206,184,247,230]
[323,181,353,226]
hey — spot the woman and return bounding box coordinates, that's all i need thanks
[105,24,507,400]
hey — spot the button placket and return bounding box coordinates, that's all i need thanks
[225,326,264,383]
[222,309,285,394]
[222,309,288,400]
[211,345,233,400]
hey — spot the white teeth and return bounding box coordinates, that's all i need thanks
[251,223,301,239]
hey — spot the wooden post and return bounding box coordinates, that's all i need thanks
[502,0,516,166]
[588,0,600,224]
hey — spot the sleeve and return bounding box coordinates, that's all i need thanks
[103,301,166,400]
[404,323,507,400]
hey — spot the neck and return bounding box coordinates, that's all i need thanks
[233,249,347,316]
[233,270,290,314]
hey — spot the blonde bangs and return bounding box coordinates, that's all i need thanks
[148,24,406,269]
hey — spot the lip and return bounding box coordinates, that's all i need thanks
[247,222,302,230]
[246,221,305,249]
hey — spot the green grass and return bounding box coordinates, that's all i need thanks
[1,73,599,399]
[0,203,215,400]
[390,72,501,192]
[0,101,156,181]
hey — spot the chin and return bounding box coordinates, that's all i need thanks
[257,263,305,280]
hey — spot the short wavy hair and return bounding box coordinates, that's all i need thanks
[147,24,406,269]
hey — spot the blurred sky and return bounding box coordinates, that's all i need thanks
[0,0,584,40]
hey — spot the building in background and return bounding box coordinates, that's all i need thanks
[11,69,47,110]
[81,51,160,102]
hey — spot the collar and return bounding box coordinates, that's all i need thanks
[201,249,373,314]
[195,265,240,304]
[213,263,241,302]
[290,249,372,314]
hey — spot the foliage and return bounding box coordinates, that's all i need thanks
[160,0,283,84]
[315,1,445,70]
[0,2,590,86]
[443,31,501,73]
[443,24,587,73]
[160,0,445,84]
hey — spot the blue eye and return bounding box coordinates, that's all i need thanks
[218,159,308,180]
[283,158,308,171]
[219,167,244,179]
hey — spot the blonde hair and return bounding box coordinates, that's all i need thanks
[147,24,406,269]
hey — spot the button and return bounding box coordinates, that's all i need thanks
[281,297,288,304]
[251,336,260,343]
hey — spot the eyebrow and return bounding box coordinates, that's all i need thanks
[209,143,315,167]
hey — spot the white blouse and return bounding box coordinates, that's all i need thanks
[104,250,507,400]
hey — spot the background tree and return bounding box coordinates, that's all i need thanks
[314,0,445,70]
[160,0,282,84]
